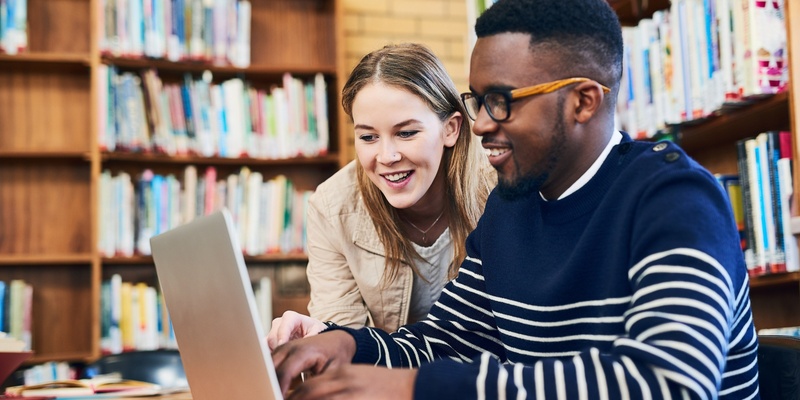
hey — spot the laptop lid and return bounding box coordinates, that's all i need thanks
[150,209,282,400]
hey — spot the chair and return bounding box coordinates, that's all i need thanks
[758,335,800,399]
[82,350,188,389]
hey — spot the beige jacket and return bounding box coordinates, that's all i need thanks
[306,161,413,332]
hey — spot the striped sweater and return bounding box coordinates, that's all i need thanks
[339,136,760,399]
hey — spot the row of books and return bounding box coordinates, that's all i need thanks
[100,274,273,354]
[616,0,788,139]
[723,131,799,276]
[0,280,32,351]
[0,0,26,55]
[98,165,313,258]
[98,67,330,159]
[100,0,251,67]
[100,275,175,354]
[21,361,75,386]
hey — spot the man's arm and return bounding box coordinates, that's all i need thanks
[335,250,507,368]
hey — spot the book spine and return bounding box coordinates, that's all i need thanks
[736,140,756,272]
[778,158,799,272]
[766,131,786,273]
[745,138,766,275]
[756,133,776,272]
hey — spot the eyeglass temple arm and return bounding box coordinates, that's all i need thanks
[510,78,610,99]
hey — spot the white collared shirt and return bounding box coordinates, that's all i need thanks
[550,130,623,200]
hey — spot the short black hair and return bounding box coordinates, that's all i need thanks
[476,0,623,91]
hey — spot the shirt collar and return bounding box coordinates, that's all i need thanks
[543,130,623,201]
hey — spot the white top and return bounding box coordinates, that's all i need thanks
[408,228,453,323]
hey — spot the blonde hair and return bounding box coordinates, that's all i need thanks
[342,43,494,282]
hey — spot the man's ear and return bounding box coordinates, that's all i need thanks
[443,112,462,147]
[572,82,606,124]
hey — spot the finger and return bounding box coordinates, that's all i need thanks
[276,317,301,346]
[287,371,349,400]
[274,347,320,396]
[267,318,284,350]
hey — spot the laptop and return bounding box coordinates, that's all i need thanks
[150,209,283,400]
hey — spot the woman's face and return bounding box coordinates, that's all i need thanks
[353,83,461,211]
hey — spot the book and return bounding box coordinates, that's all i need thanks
[745,138,767,275]
[4,374,160,398]
[778,157,799,272]
[765,131,787,273]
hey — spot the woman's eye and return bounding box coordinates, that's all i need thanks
[398,131,418,138]
[358,134,377,142]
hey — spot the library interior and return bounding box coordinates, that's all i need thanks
[1,0,800,396]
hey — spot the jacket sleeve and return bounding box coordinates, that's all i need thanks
[305,190,370,328]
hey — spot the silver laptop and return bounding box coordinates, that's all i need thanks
[150,209,283,400]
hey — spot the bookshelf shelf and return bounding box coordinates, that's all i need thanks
[0,0,346,362]
[0,151,90,160]
[102,56,337,77]
[0,53,91,66]
[676,92,791,154]
[0,255,94,266]
[750,272,800,289]
[102,253,309,265]
[27,353,93,365]
[100,152,341,167]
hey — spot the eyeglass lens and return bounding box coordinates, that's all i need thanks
[463,93,509,121]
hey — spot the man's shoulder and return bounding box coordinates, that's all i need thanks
[619,138,708,177]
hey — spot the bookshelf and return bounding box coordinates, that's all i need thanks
[609,0,800,331]
[0,0,347,363]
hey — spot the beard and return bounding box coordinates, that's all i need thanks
[495,96,566,202]
[496,172,544,201]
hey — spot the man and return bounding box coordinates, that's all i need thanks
[273,0,760,398]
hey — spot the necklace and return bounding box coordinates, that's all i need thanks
[403,210,445,245]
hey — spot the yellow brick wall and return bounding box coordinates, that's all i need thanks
[340,0,472,159]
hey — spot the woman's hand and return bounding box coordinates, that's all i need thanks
[267,310,329,350]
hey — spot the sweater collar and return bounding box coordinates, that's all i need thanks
[545,130,623,201]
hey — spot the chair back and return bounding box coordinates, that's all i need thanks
[758,335,800,399]
[83,350,187,389]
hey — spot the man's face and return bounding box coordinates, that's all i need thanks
[468,33,570,200]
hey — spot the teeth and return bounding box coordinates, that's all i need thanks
[385,172,410,182]
[484,148,509,157]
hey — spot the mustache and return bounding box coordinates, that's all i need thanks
[481,138,511,147]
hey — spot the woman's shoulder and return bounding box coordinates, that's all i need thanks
[310,160,362,215]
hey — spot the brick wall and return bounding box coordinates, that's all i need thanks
[340,0,472,159]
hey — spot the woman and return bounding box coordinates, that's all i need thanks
[267,43,493,349]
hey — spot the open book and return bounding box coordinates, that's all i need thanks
[4,373,161,398]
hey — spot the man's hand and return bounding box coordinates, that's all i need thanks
[272,329,357,396]
[268,310,328,350]
[287,365,417,400]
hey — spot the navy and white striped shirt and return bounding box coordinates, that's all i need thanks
[341,134,760,399]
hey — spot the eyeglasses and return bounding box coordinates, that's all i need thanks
[460,77,611,122]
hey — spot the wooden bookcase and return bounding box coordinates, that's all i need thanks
[608,0,800,330]
[0,0,347,363]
